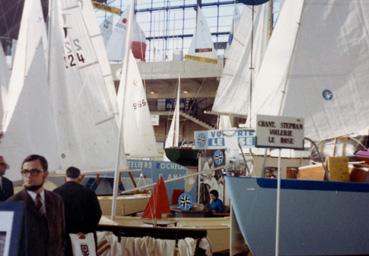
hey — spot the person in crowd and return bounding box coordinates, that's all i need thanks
[0,155,13,201]
[207,189,225,212]
[8,154,65,256]
[54,166,102,256]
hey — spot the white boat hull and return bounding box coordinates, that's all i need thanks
[226,176,369,255]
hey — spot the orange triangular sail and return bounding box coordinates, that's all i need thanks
[143,176,170,219]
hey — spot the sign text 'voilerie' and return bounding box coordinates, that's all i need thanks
[256,115,304,149]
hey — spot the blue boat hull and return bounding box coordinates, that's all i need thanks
[226,177,369,255]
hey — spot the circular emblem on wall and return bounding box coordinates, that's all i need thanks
[212,149,225,167]
[196,132,207,149]
[322,89,333,101]
[178,192,193,211]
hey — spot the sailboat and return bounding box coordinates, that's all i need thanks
[163,76,199,166]
[51,0,157,214]
[164,6,218,166]
[227,0,369,255]
[142,176,170,220]
[1,0,151,178]
[184,7,218,64]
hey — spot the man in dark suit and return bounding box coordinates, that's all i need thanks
[0,155,13,201]
[8,154,65,256]
[54,166,102,256]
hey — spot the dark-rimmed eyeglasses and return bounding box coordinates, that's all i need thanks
[21,169,43,176]
[0,162,9,169]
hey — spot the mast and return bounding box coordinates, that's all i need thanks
[46,0,53,89]
[248,4,255,128]
[174,75,180,147]
[111,0,135,220]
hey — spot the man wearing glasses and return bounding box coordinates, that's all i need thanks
[0,155,13,201]
[7,154,65,256]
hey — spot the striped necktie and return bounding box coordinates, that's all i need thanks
[35,193,44,214]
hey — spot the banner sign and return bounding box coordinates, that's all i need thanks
[194,129,255,150]
[256,115,304,149]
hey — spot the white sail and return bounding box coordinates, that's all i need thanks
[233,5,241,31]
[117,51,159,158]
[227,5,241,46]
[165,76,181,148]
[80,0,118,113]
[250,0,369,141]
[107,12,146,63]
[0,43,59,181]
[100,15,114,45]
[4,0,47,131]
[218,115,233,130]
[186,7,217,62]
[48,0,121,172]
[107,15,127,62]
[212,4,269,116]
[0,46,9,129]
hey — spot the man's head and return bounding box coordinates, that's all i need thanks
[21,154,48,192]
[0,156,9,176]
[209,189,219,200]
[65,166,82,183]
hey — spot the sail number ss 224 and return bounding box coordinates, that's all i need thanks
[64,39,85,69]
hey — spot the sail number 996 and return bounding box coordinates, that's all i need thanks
[133,99,147,110]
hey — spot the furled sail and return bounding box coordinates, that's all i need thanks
[249,0,369,141]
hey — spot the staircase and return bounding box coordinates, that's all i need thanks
[180,112,214,129]
[152,111,214,129]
